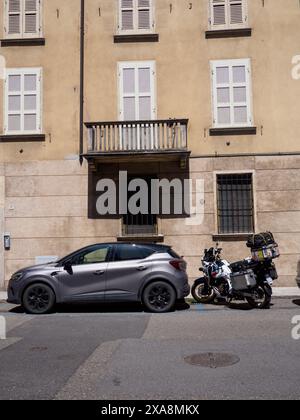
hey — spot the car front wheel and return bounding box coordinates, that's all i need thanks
[142,281,176,313]
[22,283,56,315]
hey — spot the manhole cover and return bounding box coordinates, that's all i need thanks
[184,353,240,369]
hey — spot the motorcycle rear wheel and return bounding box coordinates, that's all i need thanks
[191,283,215,304]
[246,286,271,309]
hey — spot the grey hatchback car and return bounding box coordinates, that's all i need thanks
[7,243,190,314]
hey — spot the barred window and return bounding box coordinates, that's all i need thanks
[217,173,254,234]
[122,176,157,237]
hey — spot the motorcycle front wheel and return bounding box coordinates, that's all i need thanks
[191,282,215,304]
[246,285,271,309]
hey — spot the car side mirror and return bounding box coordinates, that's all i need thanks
[64,260,73,275]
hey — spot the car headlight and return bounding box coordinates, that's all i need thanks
[11,272,24,282]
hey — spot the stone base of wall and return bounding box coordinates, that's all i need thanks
[1,155,299,288]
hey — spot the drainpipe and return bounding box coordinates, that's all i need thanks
[79,0,85,165]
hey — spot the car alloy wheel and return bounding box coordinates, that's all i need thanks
[143,281,176,313]
[23,283,55,315]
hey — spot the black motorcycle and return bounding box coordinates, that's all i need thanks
[192,233,280,309]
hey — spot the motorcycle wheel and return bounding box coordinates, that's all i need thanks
[191,282,215,304]
[246,285,271,309]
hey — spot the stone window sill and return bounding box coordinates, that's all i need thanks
[114,34,159,43]
[1,38,46,47]
[210,127,257,136]
[212,234,251,242]
[0,134,46,143]
[205,28,252,39]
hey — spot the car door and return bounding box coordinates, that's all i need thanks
[105,244,153,302]
[57,244,112,303]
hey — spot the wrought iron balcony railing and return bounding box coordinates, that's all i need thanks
[85,119,188,153]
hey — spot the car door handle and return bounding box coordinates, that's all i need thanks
[94,270,105,276]
[137,266,147,271]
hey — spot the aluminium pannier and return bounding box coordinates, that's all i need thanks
[231,270,257,291]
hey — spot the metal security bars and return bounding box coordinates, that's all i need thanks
[217,173,254,234]
[122,214,158,236]
[122,176,157,237]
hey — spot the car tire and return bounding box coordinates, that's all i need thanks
[22,283,56,315]
[142,281,176,313]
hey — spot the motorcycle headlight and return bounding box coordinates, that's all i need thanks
[11,272,24,282]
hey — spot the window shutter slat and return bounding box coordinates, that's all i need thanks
[138,9,150,29]
[121,0,134,30]
[210,0,246,29]
[24,0,38,34]
[212,0,226,26]
[121,10,134,30]
[229,1,243,25]
[120,0,153,32]
[8,0,21,35]
[9,0,21,12]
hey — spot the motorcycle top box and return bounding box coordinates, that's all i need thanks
[246,232,275,249]
[231,270,257,291]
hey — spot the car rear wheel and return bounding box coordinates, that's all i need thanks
[22,283,56,315]
[143,281,176,313]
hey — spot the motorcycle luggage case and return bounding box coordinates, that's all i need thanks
[231,270,257,291]
[246,232,275,249]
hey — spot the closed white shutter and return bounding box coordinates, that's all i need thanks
[119,62,156,121]
[211,59,252,128]
[24,0,40,36]
[119,0,153,33]
[138,0,151,30]
[120,0,134,31]
[229,0,244,25]
[210,0,247,29]
[5,0,41,38]
[211,0,226,28]
[7,0,22,36]
[5,68,42,134]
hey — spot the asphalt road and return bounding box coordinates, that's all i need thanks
[0,298,300,400]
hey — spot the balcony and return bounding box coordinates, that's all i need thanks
[83,119,190,167]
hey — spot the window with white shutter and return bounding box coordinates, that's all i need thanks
[5,68,42,134]
[119,0,154,34]
[118,61,156,121]
[211,59,253,128]
[5,0,42,38]
[209,0,247,30]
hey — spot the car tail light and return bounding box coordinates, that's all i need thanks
[169,259,187,272]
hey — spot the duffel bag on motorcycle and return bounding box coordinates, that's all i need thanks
[231,269,257,291]
[246,232,276,249]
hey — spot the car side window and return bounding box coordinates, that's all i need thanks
[72,246,110,266]
[114,245,152,262]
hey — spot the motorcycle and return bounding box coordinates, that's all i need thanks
[191,241,279,309]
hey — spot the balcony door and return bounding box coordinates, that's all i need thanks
[118,61,156,150]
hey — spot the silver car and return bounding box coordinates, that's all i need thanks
[7,243,190,314]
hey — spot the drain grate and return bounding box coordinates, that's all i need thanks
[184,352,240,369]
